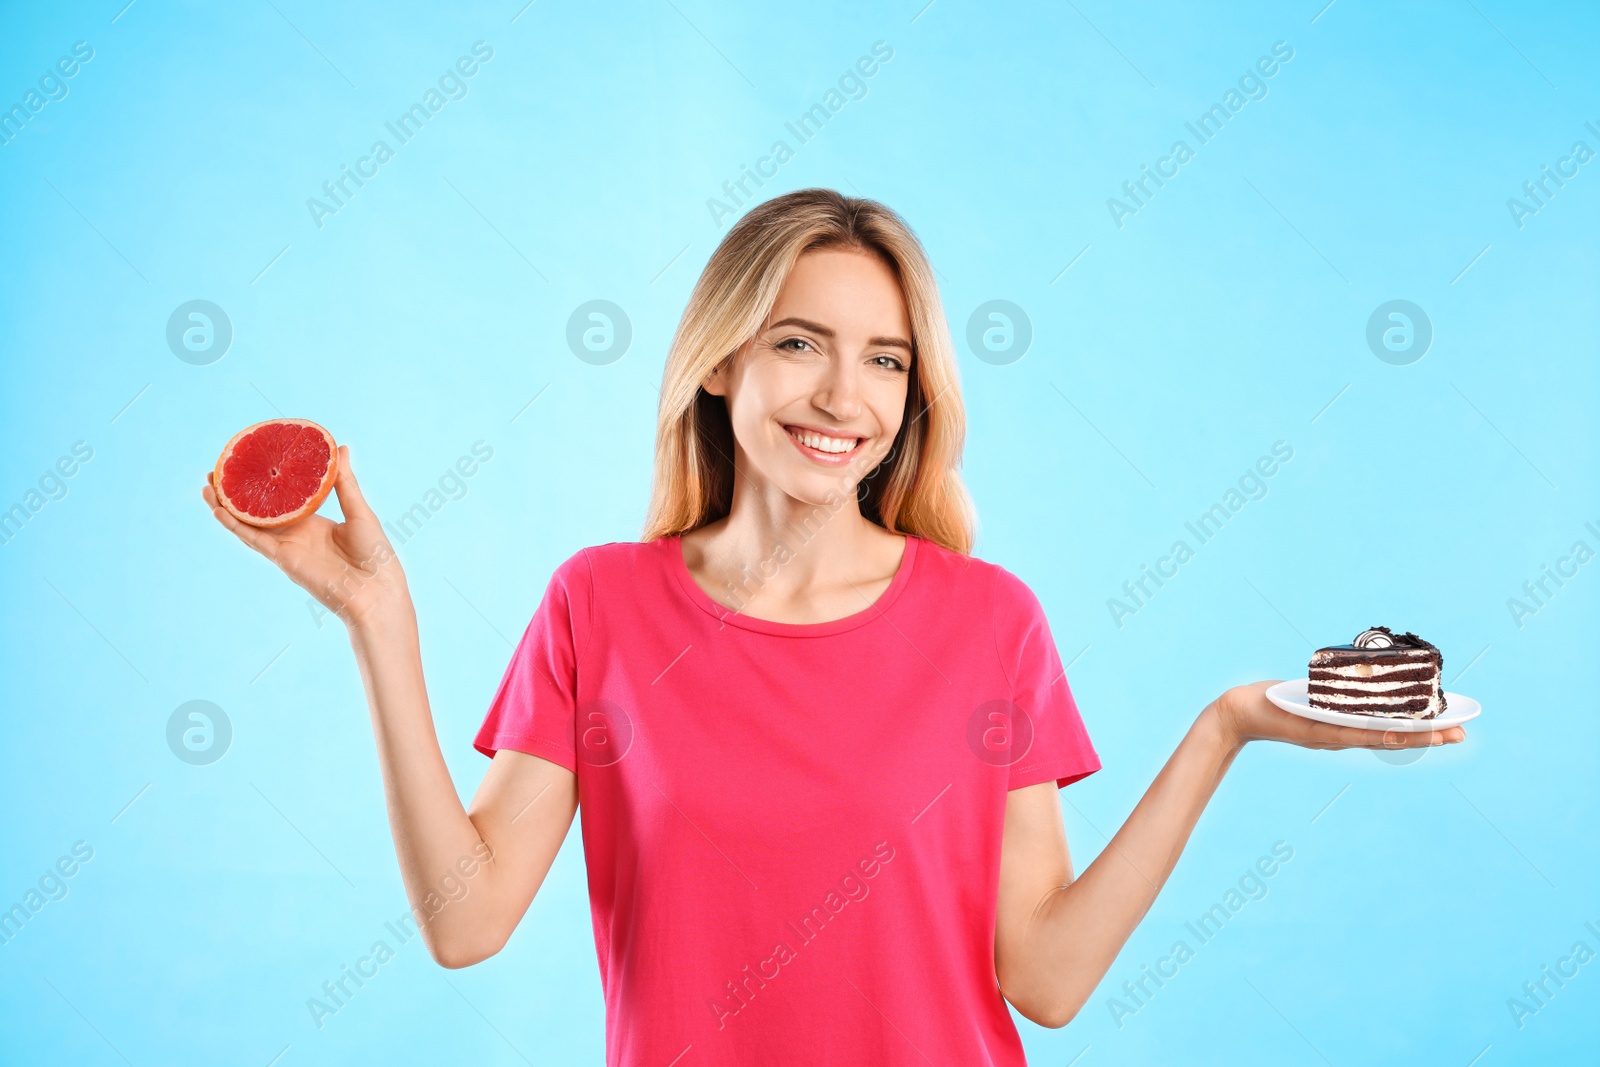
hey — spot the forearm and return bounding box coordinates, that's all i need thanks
[1021,705,1242,1024]
[348,600,504,961]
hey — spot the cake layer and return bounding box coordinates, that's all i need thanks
[1309,681,1436,697]
[1310,670,1437,686]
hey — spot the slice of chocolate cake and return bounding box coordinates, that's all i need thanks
[1308,627,1447,719]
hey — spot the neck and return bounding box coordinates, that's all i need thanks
[688,453,901,612]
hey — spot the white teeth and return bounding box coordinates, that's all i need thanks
[789,428,858,454]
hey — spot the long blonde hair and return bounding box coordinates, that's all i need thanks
[641,188,975,554]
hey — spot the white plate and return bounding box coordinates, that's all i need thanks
[1265,678,1481,733]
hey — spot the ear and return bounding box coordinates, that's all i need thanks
[701,354,733,397]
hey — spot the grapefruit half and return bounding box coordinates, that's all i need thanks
[212,418,338,527]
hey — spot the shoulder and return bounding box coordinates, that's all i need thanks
[537,541,673,632]
[549,538,674,587]
[911,536,1038,609]
[572,538,672,568]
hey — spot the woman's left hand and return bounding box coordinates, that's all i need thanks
[1211,681,1466,755]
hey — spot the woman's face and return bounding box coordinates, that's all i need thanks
[706,246,913,508]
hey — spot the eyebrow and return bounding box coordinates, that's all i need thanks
[766,316,913,354]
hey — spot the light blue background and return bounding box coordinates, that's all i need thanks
[2,1,1596,1063]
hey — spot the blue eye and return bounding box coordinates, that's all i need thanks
[870,354,907,371]
[776,337,813,353]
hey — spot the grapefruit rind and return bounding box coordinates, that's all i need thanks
[212,418,338,528]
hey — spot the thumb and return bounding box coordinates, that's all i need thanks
[331,444,375,522]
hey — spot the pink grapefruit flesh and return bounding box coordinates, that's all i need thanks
[212,418,338,527]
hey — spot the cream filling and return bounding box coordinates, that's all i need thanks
[1312,691,1443,710]
[1325,704,1437,719]
[1312,659,1436,678]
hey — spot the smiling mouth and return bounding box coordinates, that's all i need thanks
[783,424,865,462]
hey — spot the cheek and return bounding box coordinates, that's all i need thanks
[730,361,800,427]
[869,378,909,436]
[724,374,785,447]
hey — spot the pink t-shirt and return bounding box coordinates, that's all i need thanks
[475,534,1100,1065]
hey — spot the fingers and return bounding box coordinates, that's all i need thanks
[331,444,376,523]
[1313,721,1464,750]
[201,479,279,559]
[1361,727,1422,749]
[1375,728,1446,749]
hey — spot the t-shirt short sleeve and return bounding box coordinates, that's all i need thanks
[991,566,1102,790]
[472,549,593,774]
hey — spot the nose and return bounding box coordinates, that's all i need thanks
[812,352,862,423]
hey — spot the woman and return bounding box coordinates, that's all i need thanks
[204,188,1464,1065]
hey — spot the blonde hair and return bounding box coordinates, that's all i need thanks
[641,188,975,554]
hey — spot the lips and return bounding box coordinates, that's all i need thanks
[783,424,865,465]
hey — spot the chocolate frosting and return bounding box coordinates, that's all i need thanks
[1315,626,1443,670]
[1350,625,1439,653]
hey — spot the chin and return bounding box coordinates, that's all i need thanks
[781,472,858,510]
[771,449,876,507]
[746,429,891,511]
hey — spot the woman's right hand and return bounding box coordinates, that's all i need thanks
[202,444,409,628]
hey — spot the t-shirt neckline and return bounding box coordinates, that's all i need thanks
[664,531,921,637]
